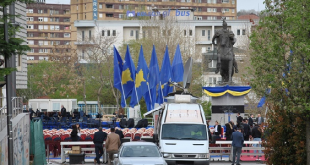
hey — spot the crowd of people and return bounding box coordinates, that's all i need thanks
[208,113,265,165]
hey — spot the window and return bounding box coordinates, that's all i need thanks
[106,14,113,17]
[82,31,84,41]
[119,5,123,9]
[85,14,86,19]
[107,30,111,36]
[202,30,205,36]
[44,41,48,45]
[130,30,134,37]
[207,16,217,20]
[39,41,44,45]
[39,57,48,61]
[184,30,186,36]
[44,25,48,30]
[99,4,103,9]
[84,3,86,9]
[223,8,229,12]
[242,29,246,35]
[119,14,124,19]
[76,5,78,10]
[64,33,70,37]
[28,49,34,53]
[89,30,91,40]
[197,16,202,20]
[207,0,216,3]
[27,9,33,13]
[237,29,240,35]
[50,25,55,30]
[27,33,33,37]
[208,30,211,40]
[64,41,71,45]
[55,17,59,22]
[38,25,44,30]
[38,9,43,14]
[53,103,60,111]
[135,30,139,40]
[209,77,217,84]
[198,7,202,12]
[102,30,105,36]
[64,26,70,30]
[207,8,217,12]
[27,56,34,60]
[222,0,229,3]
[232,9,235,13]
[232,0,235,4]
[64,18,70,22]
[106,4,113,8]
[39,49,44,53]
[27,25,34,29]
[189,30,192,36]
[27,17,33,21]
[55,25,60,30]
[196,0,201,2]
[28,40,34,45]
[209,60,217,68]
[112,30,116,36]
[99,13,103,18]
[44,17,48,22]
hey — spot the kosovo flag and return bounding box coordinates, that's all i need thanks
[144,90,153,111]
[148,45,160,108]
[157,45,172,104]
[171,44,184,82]
[113,46,123,93]
[121,45,135,107]
[130,45,149,107]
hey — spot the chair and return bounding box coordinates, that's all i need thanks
[67,117,73,128]
[59,117,67,129]
[82,117,88,128]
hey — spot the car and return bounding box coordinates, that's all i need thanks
[113,141,167,165]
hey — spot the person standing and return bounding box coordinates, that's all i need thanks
[61,105,66,118]
[248,114,254,128]
[256,114,264,126]
[236,113,243,126]
[115,128,124,143]
[231,127,244,165]
[252,124,262,157]
[225,122,233,140]
[71,125,79,141]
[93,127,107,165]
[105,127,121,165]
[214,121,222,140]
[242,119,251,153]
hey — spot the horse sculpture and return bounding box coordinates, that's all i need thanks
[211,18,238,84]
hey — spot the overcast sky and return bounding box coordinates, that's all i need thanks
[46,0,266,11]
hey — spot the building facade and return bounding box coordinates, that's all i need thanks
[26,3,71,64]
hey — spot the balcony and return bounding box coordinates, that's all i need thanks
[74,41,95,45]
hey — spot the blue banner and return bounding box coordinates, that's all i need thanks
[93,0,98,20]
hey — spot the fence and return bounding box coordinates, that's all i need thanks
[0,97,23,132]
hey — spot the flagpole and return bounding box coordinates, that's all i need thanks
[159,82,164,104]
[147,83,153,109]
[120,83,127,107]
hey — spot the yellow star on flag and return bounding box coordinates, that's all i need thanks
[135,69,146,88]
[122,68,133,85]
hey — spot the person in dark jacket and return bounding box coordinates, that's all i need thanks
[232,127,244,165]
[71,125,79,141]
[93,127,108,164]
[248,114,254,128]
[236,113,243,126]
[251,124,262,156]
[61,105,66,117]
[242,119,251,152]
[30,108,34,121]
[115,128,124,143]
[225,122,233,140]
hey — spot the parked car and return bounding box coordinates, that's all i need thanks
[113,142,167,165]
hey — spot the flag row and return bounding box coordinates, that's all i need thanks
[113,44,184,111]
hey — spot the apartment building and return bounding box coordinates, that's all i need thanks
[70,0,237,52]
[26,3,71,64]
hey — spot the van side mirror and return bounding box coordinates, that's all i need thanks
[153,134,159,143]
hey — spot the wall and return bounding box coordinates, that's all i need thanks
[0,113,30,165]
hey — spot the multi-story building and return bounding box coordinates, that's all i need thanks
[70,0,237,51]
[26,2,71,64]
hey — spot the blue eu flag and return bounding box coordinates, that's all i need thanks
[148,45,160,109]
[171,44,184,83]
[113,46,123,94]
[157,45,172,104]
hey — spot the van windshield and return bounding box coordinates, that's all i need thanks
[161,124,207,140]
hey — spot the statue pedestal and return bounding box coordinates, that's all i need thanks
[205,85,250,126]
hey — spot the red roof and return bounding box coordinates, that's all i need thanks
[238,14,260,20]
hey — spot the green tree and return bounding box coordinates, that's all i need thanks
[249,0,310,164]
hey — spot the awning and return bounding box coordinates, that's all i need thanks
[143,105,164,117]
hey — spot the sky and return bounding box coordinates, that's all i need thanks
[45,0,266,11]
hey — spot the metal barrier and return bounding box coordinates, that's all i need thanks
[0,97,23,132]
[209,141,265,161]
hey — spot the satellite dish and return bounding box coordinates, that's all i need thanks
[183,57,193,90]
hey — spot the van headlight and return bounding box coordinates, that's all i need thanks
[198,154,209,158]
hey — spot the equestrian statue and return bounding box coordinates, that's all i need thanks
[212,18,238,84]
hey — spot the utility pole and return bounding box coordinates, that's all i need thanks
[4,3,17,165]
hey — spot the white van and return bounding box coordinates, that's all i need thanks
[150,95,210,165]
